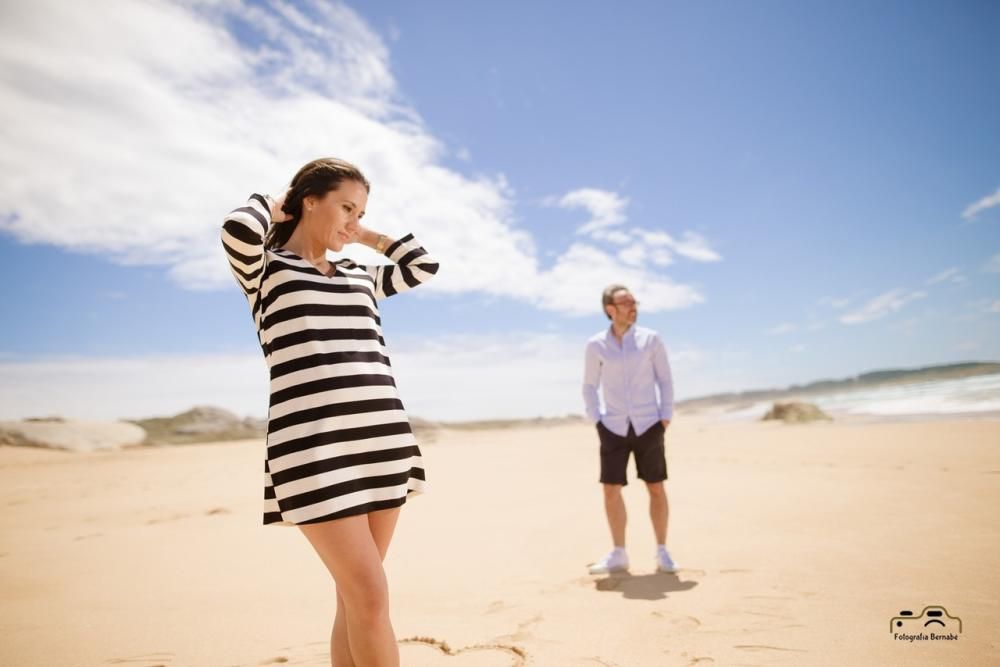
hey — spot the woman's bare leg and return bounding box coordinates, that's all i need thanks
[329,506,402,666]
[332,591,354,667]
[367,506,402,560]
[299,510,400,667]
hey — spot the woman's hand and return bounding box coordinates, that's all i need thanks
[352,225,381,248]
[270,190,292,223]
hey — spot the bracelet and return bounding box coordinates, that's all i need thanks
[375,233,388,254]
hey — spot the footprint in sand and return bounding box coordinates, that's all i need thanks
[680,651,716,665]
[249,641,326,665]
[577,657,622,666]
[493,614,543,643]
[399,636,527,667]
[667,615,702,631]
[485,599,512,614]
[146,507,231,524]
[105,652,174,665]
[734,644,807,653]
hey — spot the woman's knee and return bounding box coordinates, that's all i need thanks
[340,570,390,621]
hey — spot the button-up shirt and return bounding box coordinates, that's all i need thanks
[583,324,674,437]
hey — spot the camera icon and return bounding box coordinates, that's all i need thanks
[890,605,962,633]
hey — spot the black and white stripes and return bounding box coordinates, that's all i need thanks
[221,193,438,525]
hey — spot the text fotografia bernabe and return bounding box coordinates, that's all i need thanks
[893,631,960,642]
[890,605,962,642]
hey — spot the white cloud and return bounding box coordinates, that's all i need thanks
[550,190,723,267]
[649,248,674,267]
[962,187,1000,221]
[618,243,646,267]
[926,267,965,285]
[0,0,711,317]
[969,299,1000,315]
[766,323,796,335]
[532,244,703,315]
[668,231,722,262]
[590,227,633,245]
[984,253,1000,273]
[789,344,806,353]
[840,289,927,325]
[819,296,851,309]
[554,188,629,235]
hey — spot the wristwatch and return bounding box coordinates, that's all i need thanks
[375,234,389,254]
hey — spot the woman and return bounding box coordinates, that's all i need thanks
[220,157,438,666]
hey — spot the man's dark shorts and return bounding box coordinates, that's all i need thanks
[597,421,667,485]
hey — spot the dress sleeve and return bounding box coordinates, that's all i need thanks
[361,233,439,300]
[220,193,272,296]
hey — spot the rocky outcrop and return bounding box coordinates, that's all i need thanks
[0,418,147,452]
[761,402,831,423]
[129,406,265,444]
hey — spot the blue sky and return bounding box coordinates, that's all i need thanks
[0,0,998,421]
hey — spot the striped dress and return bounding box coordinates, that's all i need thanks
[221,193,439,526]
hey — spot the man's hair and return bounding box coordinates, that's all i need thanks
[601,284,629,320]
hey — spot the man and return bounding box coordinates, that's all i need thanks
[583,284,677,574]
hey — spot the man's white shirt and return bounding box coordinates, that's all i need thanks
[583,325,674,437]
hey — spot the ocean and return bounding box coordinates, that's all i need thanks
[706,373,1000,422]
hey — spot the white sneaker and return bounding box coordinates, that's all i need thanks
[656,548,677,573]
[588,549,629,574]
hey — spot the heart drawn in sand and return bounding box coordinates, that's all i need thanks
[399,636,527,666]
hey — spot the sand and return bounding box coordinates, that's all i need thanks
[1,416,998,666]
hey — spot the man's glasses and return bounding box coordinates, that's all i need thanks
[612,299,638,308]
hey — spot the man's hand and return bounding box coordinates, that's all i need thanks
[661,419,671,430]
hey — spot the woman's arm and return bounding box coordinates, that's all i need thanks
[220,193,280,296]
[351,226,439,299]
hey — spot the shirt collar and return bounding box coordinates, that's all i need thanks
[606,324,636,343]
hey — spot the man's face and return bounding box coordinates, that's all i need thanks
[606,289,638,328]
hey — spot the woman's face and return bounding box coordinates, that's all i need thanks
[306,179,368,252]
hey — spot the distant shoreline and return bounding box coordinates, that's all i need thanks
[676,362,1000,410]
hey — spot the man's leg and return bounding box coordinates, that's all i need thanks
[646,481,668,545]
[590,423,631,573]
[635,422,675,571]
[602,483,627,547]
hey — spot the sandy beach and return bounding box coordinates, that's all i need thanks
[2,416,998,666]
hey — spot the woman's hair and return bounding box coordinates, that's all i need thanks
[264,157,371,250]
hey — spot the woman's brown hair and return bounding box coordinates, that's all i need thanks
[265,157,371,250]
